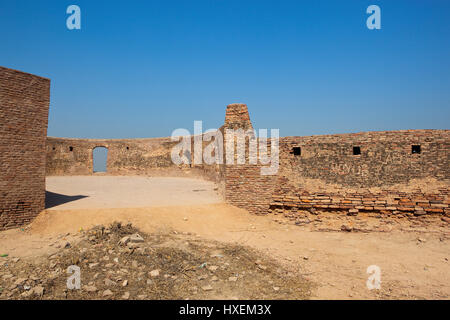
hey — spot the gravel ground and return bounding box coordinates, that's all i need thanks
[0,222,312,300]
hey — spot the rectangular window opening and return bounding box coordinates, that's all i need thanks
[412,145,421,154]
[353,146,361,155]
[292,147,301,156]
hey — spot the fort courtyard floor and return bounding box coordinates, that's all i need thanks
[0,176,449,300]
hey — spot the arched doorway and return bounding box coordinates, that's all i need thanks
[93,147,108,173]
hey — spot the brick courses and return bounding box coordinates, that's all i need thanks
[0,67,50,230]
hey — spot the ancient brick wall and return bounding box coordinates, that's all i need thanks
[46,137,197,177]
[220,104,450,217]
[279,131,450,187]
[0,67,50,230]
[45,102,449,218]
[222,104,278,214]
[270,176,450,218]
[269,131,450,218]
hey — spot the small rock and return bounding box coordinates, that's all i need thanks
[201,285,213,291]
[258,265,267,270]
[122,280,128,287]
[122,292,130,299]
[83,285,97,292]
[341,224,353,232]
[14,278,27,286]
[102,289,113,297]
[119,236,130,246]
[149,269,160,277]
[273,286,280,291]
[104,278,116,286]
[33,286,45,297]
[228,276,238,282]
[129,233,144,243]
[207,265,219,272]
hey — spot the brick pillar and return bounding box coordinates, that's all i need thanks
[222,103,277,214]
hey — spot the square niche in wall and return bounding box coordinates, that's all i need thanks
[353,146,361,155]
[292,147,301,156]
[412,145,421,154]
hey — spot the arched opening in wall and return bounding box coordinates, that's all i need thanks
[93,147,108,173]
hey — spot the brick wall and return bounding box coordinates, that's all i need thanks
[221,104,278,214]
[220,104,450,217]
[46,136,226,194]
[0,67,50,230]
[45,102,449,219]
[279,131,450,187]
[270,176,450,218]
[46,137,187,176]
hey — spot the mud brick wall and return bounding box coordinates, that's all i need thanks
[225,163,277,214]
[46,137,197,176]
[279,130,450,187]
[46,134,226,194]
[268,131,450,217]
[224,103,253,130]
[221,104,449,216]
[222,104,278,214]
[0,67,50,230]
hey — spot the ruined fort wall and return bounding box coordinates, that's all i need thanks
[0,67,50,230]
[45,103,449,218]
[46,136,196,177]
[269,131,450,217]
[220,104,450,217]
[279,130,450,188]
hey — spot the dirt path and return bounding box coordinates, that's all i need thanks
[1,203,449,299]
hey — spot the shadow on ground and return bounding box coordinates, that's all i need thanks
[45,191,88,209]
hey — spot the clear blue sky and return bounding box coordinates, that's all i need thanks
[1,0,449,138]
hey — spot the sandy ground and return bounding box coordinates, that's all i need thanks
[1,177,449,299]
[45,176,222,209]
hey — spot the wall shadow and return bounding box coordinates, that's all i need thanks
[45,191,88,209]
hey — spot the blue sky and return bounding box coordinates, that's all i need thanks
[1,0,449,138]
